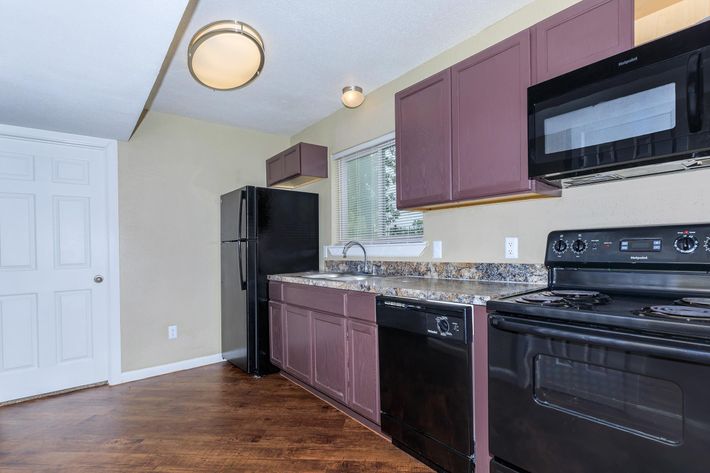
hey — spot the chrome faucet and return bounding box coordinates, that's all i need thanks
[342,241,369,274]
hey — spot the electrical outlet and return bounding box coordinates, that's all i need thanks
[168,325,178,340]
[433,240,443,259]
[505,237,519,259]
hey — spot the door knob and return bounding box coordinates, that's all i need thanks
[94,275,104,283]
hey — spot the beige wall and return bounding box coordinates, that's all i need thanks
[292,0,710,265]
[118,111,289,371]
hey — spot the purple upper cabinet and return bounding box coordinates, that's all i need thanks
[395,69,453,209]
[347,320,379,423]
[533,0,634,83]
[312,311,348,404]
[284,305,313,384]
[451,30,532,201]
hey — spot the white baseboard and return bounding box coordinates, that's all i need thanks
[114,354,223,385]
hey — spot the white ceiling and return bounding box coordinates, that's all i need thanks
[151,0,534,136]
[0,0,189,140]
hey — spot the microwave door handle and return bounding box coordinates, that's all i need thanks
[490,315,710,364]
[687,51,703,133]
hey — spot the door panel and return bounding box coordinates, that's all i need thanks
[282,145,300,179]
[395,69,453,209]
[284,305,312,383]
[348,320,379,423]
[0,136,109,403]
[0,193,36,269]
[312,311,347,404]
[452,30,532,200]
[266,154,284,186]
[534,0,634,83]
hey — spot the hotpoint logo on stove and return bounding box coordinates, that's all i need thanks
[618,56,638,67]
[630,255,649,260]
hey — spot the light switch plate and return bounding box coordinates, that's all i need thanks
[433,240,443,259]
[505,237,519,259]
[168,325,178,340]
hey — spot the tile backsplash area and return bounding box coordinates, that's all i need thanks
[324,260,548,284]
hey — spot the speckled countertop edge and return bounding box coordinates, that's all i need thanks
[268,272,544,306]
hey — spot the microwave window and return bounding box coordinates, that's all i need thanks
[544,83,677,154]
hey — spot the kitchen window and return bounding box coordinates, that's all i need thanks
[331,133,424,256]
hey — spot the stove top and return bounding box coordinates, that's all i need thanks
[489,288,710,341]
[487,224,710,340]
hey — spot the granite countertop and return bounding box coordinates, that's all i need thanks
[268,272,544,306]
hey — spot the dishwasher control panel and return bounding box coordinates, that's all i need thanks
[376,296,471,344]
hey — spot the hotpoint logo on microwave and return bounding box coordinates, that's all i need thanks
[630,255,649,260]
[618,56,639,67]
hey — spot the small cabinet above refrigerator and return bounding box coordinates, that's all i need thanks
[266,142,328,189]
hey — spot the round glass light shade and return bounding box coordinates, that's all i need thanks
[341,86,365,108]
[188,20,265,90]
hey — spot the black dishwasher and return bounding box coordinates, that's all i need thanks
[377,296,474,473]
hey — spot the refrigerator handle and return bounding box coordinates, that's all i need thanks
[237,240,247,290]
[238,189,246,240]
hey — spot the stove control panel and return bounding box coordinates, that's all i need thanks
[546,224,710,268]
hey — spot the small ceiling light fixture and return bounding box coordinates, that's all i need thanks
[188,20,265,90]
[341,86,365,108]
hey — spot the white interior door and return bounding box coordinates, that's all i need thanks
[0,134,110,402]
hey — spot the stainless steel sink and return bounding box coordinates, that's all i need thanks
[302,272,371,282]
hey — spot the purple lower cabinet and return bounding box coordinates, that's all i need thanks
[268,301,284,368]
[347,320,380,423]
[474,306,491,473]
[284,305,313,384]
[312,311,348,404]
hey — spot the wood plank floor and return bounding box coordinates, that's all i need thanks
[0,362,432,472]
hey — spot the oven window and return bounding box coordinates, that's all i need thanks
[543,83,676,154]
[533,355,683,444]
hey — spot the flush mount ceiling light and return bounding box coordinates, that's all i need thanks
[188,20,265,90]
[341,86,365,108]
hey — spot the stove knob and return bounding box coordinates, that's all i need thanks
[674,235,698,254]
[436,317,450,336]
[553,240,568,254]
[572,239,587,254]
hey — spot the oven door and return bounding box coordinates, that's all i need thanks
[488,312,710,473]
[528,45,710,181]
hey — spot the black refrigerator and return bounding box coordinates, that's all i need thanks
[221,186,319,375]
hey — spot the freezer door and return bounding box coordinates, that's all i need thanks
[221,241,249,371]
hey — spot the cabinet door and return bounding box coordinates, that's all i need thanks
[534,0,634,83]
[268,301,284,368]
[452,30,531,201]
[284,305,312,384]
[312,311,348,403]
[347,320,379,423]
[282,145,301,180]
[395,69,452,209]
[266,154,284,186]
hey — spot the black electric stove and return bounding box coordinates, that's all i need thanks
[487,223,710,473]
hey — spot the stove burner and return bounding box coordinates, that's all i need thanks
[517,294,567,305]
[640,305,710,320]
[551,290,601,298]
[677,297,710,308]
[515,290,611,308]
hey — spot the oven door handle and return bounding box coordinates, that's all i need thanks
[490,314,710,364]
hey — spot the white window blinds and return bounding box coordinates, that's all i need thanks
[335,137,423,244]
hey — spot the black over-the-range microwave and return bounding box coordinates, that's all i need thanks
[528,20,710,187]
